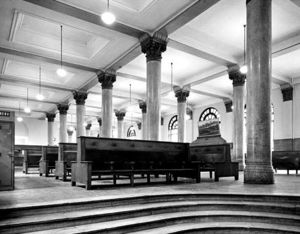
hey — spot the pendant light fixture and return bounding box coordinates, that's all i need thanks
[17,102,23,122]
[56,25,67,77]
[24,88,31,113]
[240,24,247,74]
[101,0,116,25]
[36,66,44,101]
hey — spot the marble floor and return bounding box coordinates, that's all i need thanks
[0,168,299,209]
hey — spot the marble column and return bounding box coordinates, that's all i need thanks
[244,0,274,184]
[98,71,116,138]
[174,87,190,142]
[73,91,88,141]
[97,117,102,137]
[138,100,147,140]
[57,104,69,143]
[115,110,126,138]
[67,128,73,143]
[229,69,246,170]
[46,113,56,146]
[140,33,167,141]
[85,122,92,136]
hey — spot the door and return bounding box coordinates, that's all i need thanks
[0,121,14,190]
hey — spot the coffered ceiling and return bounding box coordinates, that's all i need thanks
[0,0,300,126]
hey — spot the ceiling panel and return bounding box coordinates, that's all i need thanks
[58,0,196,32]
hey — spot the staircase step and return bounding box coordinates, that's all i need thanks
[129,222,300,234]
[0,200,298,233]
[26,210,300,234]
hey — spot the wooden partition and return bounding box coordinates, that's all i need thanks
[39,146,58,177]
[15,145,43,174]
[72,137,200,189]
[189,143,239,181]
[272,151,300,174]
[55,143,77,181]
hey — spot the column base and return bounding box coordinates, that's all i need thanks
[244,162,274,184]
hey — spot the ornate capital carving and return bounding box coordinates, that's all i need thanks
[97,117,102,126]
[228,69,246,87]
[46,113,56,122]
[73,91,88,105]
[57,104,69,115]
[174,88,190,103]
[140,33,168,62]
[280,84,293,102]
[85,123,92,130]
[138,100,147,113]
[223,99,233,113]
[97,71,116,89]
[137,122,142,130]
[67,128,74,136]
[115,110,126,121]
[186,107,193,119]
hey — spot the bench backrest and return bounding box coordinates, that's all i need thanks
[78,137,189,169]
[58,143,77,165]
[42,146,58,166]
[272,151,300,169]
[189,144,232,163]
[16,145,43,165]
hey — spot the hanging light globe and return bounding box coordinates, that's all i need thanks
[101,11,115,25]
[36,93,44,101]
[240,65,248,74]
[17,116,23,122]
[56,67,67,77]
[24,106,31,113]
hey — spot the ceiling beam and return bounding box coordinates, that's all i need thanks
[23,0,145,38]
[0,74,73,92]
[168,39,235,67]
[272,74,292,85]
[0,47,98,73]
[0,94,59,105]
[272,33,300,58]
[157,0,220,35]
[191,88,230,100]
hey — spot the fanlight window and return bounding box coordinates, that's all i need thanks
[168,115,178,142]
[199,107,220,122]
[127,125,136,138]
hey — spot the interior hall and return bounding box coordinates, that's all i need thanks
[0,0,299,233]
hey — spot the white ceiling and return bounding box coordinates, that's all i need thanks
[0,0,299,123]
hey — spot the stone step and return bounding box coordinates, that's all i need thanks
[129,222,300,234]
[2,193,299,218]
[25,210,300,234]
[0,200,297,232]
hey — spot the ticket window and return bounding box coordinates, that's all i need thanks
[0,110,15,191]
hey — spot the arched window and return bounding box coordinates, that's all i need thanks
[127,125,136,138]
[168,115,178,142]
[199,107,220,122]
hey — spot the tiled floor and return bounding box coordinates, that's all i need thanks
[0,168,299,209]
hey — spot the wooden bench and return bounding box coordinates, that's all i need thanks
[272,151,300,175]
[71,137,200,190]
[55,143,77,181]
[39,146,58,177]
[15,145,43,174]
[189,143,239,181]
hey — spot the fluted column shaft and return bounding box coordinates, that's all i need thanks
[244,0,274,184]
[57,104,69,143]
[46,113,55,146]
[229,70,246,170]
[141,33,167,141]
[73,91,88,141]
[98,72,116,138]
